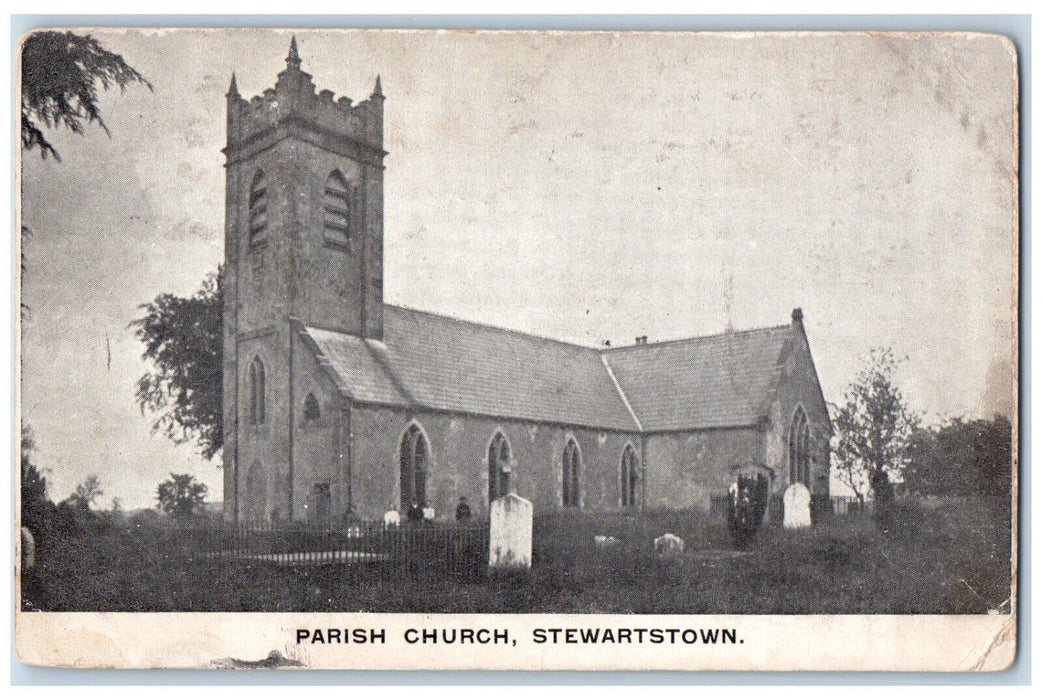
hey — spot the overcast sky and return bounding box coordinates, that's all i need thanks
[19,29,1017,510]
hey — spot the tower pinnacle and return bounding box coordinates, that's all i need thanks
[372,74,383,98]
[227,72,239,97]
[286,35,301,69]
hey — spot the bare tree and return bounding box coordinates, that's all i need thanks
[67,474,104,511]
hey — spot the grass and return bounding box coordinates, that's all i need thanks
[21,498,1012,614]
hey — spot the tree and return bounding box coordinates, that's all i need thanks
[905,415,1013,518]
[131,268,223,460]
[156,473,208,518]
[21,30,151,160]
[831,348,920,505]
[21,425,51,533]
[67,474,104,511]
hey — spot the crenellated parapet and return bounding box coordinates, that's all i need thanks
[225,36,384,163]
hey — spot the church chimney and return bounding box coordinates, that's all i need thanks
[791,307,804,326]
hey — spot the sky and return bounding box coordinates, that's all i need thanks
[19,29,1018,510]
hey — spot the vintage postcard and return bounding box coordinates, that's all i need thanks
[15,28,1018,671]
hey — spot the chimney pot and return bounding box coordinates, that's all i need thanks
[792,308,803,324]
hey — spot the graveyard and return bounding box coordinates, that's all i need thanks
[20,488,1011,614]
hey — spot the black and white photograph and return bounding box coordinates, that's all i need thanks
[15,27,1018,670]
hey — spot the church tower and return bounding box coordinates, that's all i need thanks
[222,38,386,522]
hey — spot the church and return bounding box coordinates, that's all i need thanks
[221,40,833,525]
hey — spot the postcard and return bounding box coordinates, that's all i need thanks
[16,28,1018,671]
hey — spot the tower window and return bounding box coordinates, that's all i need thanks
[323,171,351,249]
[562,439,581,508]
[248,170,268,247]
[789,406,811,487]
[248,357,266,426]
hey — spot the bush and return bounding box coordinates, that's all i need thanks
[726,474,768,548]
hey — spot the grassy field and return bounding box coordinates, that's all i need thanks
[21,498,1012,614]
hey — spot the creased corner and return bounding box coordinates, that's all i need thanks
[970,615,1017,671]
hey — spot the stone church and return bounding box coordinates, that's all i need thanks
[222,40,832,525]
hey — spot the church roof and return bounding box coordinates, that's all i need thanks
[304,307,796,433]
[304,306,641,431]
[602,325,792,432]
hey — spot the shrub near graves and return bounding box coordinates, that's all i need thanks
[726,473,769,548]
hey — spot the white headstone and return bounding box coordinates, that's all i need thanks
[20,527,35,571]
[783,483,812,529]
[383,510,400,528]
[489,493,532,570]
[593,534,619,549]
[654,532,684,558]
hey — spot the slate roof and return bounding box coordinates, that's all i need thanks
[303,306,796,433]
[602,326,792,432]
[304,306,640,431]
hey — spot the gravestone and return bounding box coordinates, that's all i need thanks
[20,527,35,571]
[489,493,532,570]
[783,483,812,530]
[654,532,684,558]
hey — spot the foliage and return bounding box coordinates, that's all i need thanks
[21,425,51,533]
[67,474,104,511]
[23,505,1010,614]
[830,348,920,505]
[726,473,769,548]
[21,30,151,160]
[131,268,223,460]
[156,473,209,518]
[905,415,1013,519]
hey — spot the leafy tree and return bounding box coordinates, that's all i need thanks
[831,348,920,505]
[156,473,209,518]
[21,425,51,533]
[131,268,223,460]
[67,474,104,511]
[21,30,151,160]
[905,415,1013,518]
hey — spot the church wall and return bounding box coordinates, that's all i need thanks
[765,324,832,496]
[235,329,292,524]
[644,426,765,511]
[290,335,348,524]
[221,155,241,521]
[282,139,371,336]
[347,404,643,521]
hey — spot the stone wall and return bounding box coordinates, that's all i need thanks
[290,332,347,523]
[764,320,832,496]
[644,426,765,511]
[347,405,644,521]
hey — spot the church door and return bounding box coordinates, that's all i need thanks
[311,483,331,528]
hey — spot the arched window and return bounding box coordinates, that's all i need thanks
[789,406,811,486]
[248,357,265,426]
[303,392,320,422]
[562,439,581,508]
[488,432,511,503]
[323,171,351,248]
[248,170,268,247]
[620,444,639,508]
[399,423,430,509]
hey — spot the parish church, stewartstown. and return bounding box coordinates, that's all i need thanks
[221,39,833,526]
